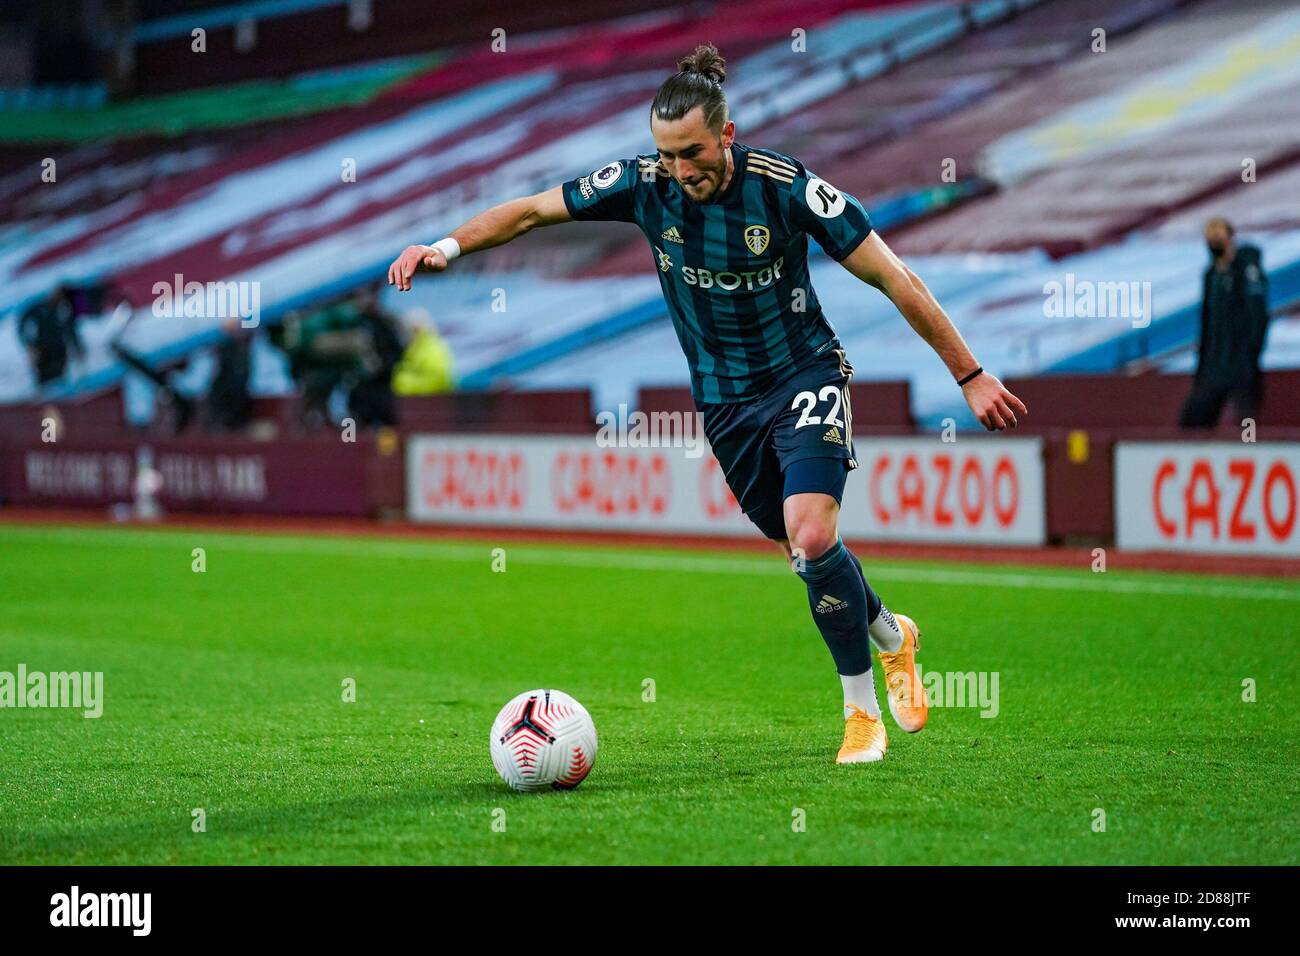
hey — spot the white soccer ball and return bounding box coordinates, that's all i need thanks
[490,689,598,792]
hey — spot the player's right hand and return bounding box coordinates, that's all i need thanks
[387,245,448,291]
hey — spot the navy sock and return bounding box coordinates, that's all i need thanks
[794,538,873,675]
[845,548,883,625]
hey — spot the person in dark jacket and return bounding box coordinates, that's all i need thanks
[1180,218,1270,428]
[346,283,406,428]
[207,320,253,431]
[18,285,76,385]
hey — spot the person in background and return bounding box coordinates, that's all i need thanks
[272,285,405,430]
[347,283,406,427]
[274,297,365,431]
[393,308,456,396]
[1179,217,1270,429]
[206,320,254,431]
[18,285,77,386]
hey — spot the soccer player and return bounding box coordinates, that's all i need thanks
[388,44,1027,764]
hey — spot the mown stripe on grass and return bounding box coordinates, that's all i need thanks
[3,524,1299,604]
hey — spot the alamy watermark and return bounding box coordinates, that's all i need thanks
[1043,273,1152,329]
[595,404,707,459]
[890,664,999,718]
[0,664,103,718]
[50,886,150,936]
[152,273,261,328]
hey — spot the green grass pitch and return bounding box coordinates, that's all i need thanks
[1,521,1296,865]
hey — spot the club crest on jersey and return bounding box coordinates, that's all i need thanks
[744,224,770,255]
[592,161,623,190]
[656,246,672,272]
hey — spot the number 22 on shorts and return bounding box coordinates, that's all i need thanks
[791,386,845,428]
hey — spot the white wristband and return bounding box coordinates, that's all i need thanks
[431,237,460,262]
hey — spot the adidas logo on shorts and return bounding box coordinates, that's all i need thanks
[822,426,844,445]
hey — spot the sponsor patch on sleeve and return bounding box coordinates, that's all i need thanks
[592,161,624,190]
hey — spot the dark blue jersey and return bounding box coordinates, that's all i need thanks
[562,142,873,403]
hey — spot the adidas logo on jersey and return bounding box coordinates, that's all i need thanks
[661,226,684,244]
[816,594,848,613]
[822,426,844,445]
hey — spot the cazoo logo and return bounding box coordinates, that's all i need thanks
[551,451,670,517]
[1116,444,1300,555]
[1149,455,1295,543]
[868,451,1021,530]
[418,449,526,512]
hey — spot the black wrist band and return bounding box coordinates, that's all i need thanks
[957,367,984,387]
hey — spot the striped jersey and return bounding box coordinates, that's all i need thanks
[562,142,873,404]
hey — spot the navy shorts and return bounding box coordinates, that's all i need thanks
[699,348,857,540]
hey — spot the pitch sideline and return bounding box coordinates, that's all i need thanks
[4,524,1299,604]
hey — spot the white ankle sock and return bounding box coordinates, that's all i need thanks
[868,605,904,653]
[841,670,881,718]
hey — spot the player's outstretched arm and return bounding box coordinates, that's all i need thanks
[839,232,1028,431]
[387,186,572,291]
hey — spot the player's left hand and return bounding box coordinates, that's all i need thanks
[962,372,1027,431]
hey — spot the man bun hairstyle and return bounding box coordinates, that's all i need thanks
[678,43,726,83]
[652,43,729,133]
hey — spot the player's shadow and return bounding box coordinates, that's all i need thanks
[7,786,461,863]
[8,772,663,864]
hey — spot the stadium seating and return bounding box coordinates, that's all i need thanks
[3,0,1299,433]
[895,0,1300,255]
[2,0,1000,406]
[727,0,1189,217]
